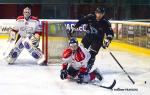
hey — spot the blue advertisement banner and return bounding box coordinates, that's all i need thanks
[64,22,86,32]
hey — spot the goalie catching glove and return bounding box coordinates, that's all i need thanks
[30,34,40,47]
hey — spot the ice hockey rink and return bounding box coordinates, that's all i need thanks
[0,39,150,95]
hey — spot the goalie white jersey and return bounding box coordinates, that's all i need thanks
[12,16,42,38]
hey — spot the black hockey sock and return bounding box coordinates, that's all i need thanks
[87,50,97,71]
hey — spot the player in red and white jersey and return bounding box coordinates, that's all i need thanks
[5,7,45,65]
[60,38,103,83]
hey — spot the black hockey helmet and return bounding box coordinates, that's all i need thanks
[69,37,78,46]
[95,7,105,14]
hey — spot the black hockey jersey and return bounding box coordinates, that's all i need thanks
[75,14,114,41]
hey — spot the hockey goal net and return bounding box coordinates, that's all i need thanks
[42,20,78,65]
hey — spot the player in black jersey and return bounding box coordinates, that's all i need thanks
[69,7,114,71]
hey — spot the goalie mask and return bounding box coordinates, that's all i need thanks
[23,7,31,20]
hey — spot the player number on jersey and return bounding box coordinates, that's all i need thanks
[86,26,98,34]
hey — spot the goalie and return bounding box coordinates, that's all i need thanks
[60,38,103,83]
[5,7,45,65]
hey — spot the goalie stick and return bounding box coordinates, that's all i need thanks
[3,39,16,57]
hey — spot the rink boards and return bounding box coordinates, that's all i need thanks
[0,35,150,58]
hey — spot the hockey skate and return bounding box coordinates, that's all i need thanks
[93,68,103,81]
[37,55,46,65]
[5,56,14,65]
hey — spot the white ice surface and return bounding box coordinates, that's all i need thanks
[0,39,150,95]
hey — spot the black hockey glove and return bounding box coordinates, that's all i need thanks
[60,69,68,80]
[66,26,77,38]
[103,34,113,49]
[103,36,113,49]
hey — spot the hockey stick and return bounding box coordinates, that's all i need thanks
[91,79,116,90]
[107,48,135,84]
[70,78,116,90]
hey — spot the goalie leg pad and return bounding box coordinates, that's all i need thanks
[30,49,45,65]
[9,48,19,58]
[6,47,23,64]
[18,42,24,49]
[24,41,31,49]
[5,38,24,64]
[23,37,45,65]
[23,40,40,59]
[31,51,41,59]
